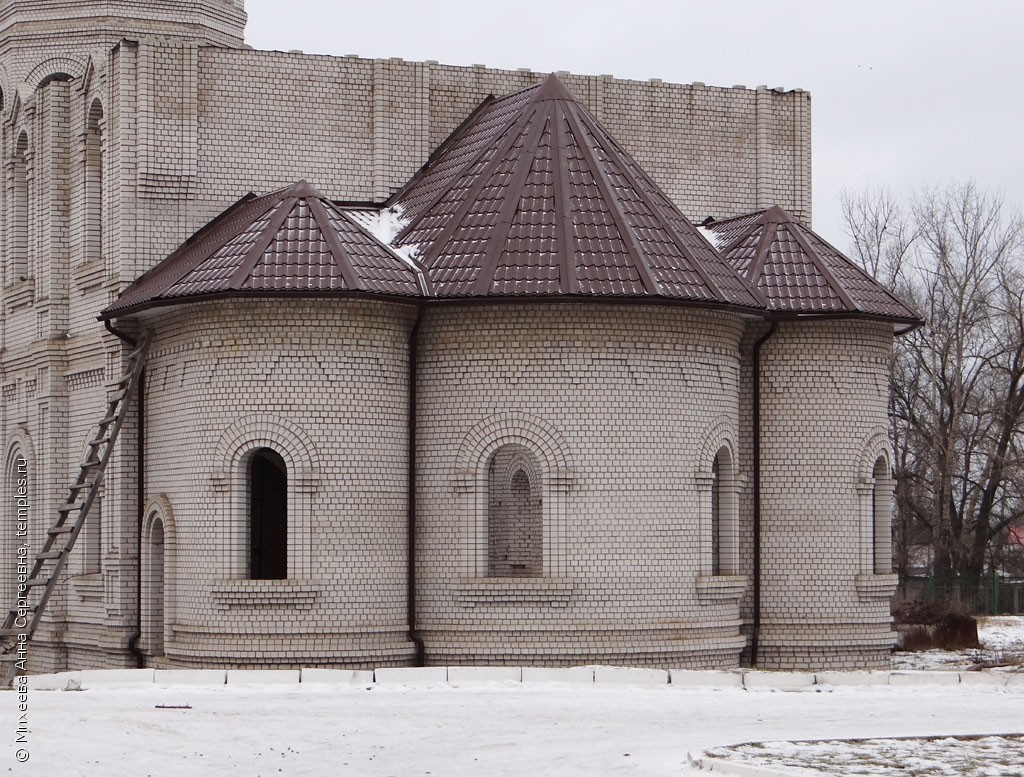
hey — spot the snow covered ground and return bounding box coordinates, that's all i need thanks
[1,617,1019,777]
[891,615,1024,670]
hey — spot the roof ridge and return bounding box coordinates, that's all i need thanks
[562,101,660,295]
[795,221,922,318]
[552,102,578,294]
[226,195,299,287]
[387,93,497,207]
[782,215,857,311]
[412,104,539,272]
[306,196,361,290]
[470,110,551,296]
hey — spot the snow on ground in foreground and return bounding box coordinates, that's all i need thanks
[3,681,1023,777]
[892,615,1024,670]
[705,734,1024,777]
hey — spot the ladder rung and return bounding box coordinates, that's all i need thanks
[68,480,96,492]
[35,550,63,561]
[88,437,112,447]
[0,629,22,638]
[0,655,22,663]
[98,413,118,425]
[23,579,48,589]
[107,390,127,403]
[57,501,83,513]
[48,524,75,535]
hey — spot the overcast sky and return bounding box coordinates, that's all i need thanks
[243,0,1023,253]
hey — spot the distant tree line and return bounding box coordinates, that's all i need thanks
[842,182,1024,583]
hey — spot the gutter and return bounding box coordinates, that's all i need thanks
[104,320,146,669]
[749,320,778,667]
[406,306,426,666]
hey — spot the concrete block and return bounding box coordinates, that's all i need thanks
[447,666,522,684]
[958,671,1009,687]
[155,670,226,686]
[742,671,815,690]
[521,666,594,684]
[373,667,448,684]
[669,669,744,688]
[1004,672,1024,689]
[690,752,793,777]
[300,668,374,684]
[226,670,300,685]
[815,671,890,687]
[25,671,82,691]
[888,671,960,686]
[593,666,668,685]
[79,669,155,687]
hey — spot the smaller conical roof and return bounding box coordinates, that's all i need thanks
[101,181,426,318]
[705,205,921,327]
[388,74,763,310]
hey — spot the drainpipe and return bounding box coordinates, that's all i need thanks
[407,306,426,666]
[104,320,146,669]
[750,320,778,667]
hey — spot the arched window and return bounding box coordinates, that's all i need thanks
[83,99,104,263]
[10,131,29,283]
[711,454,721,575]
[248,448,287,580]
[144,516,165,657]
[487,444,542,577]
[708,445,737,575]
[2,449,29,606]
[80,484,102,575]
[871,457,892,574]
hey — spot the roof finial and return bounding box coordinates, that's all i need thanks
[535,73,577,102]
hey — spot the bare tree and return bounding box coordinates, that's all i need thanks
[843,182,1024,583]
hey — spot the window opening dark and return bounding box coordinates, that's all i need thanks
[711,454,721,575]
[249,448,287,579]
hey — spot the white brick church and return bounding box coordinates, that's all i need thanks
[0,0,918,673]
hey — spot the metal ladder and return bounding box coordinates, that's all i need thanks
[0,331,150,686]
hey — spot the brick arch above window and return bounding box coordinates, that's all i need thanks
[25,55,87,91]
[455,411,573,483]
[695,414,739,474]
[858,429,892,480]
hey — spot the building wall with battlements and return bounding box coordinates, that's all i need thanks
[0,0,905,675]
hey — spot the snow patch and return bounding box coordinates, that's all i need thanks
[351,204,423,262]
[698,225,724,250]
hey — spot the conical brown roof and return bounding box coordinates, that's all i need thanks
[102,181,426,317]
[390,74,762,309]
[705,205,921,326]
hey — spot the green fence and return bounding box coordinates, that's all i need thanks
[898,576,1024,615]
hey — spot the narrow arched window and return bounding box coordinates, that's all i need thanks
[248,448,287,579]
[711,454,721,575]
[145,516,166,657]
[872,457,891,574]
[710,446,737,575]
[81,485,102,574]
[10,132,29,283]
[2,451,29,605]
[83,100,104,263]
[487,444,542,577]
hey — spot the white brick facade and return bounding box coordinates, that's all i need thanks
[0,0,901,673]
